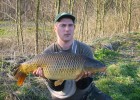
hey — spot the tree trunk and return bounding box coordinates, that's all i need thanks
[101,0,105,35]
[35,0,40,55]
[19,0,24,55]
[16,0,19,47]
[95,0,100,35]
[56,0,61,15]
[99,0,102,35]
[69,0,75,14]
[79,0,87,42]
[120,1,125,33]
[127,0,132,33]
[82,0,87,41]
[115,0,118,15]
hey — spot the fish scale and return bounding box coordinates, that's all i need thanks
[13,52,106,86]
[43,55,84,79]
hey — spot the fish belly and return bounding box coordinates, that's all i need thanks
[43,65,83,80]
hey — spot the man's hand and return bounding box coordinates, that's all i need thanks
[33,67,45,78]
[75,71,92,81]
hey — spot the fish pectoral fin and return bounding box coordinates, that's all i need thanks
[75,72,84,81]
[54,80,64,86]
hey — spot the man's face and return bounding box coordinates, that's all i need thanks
[54,18,75,42]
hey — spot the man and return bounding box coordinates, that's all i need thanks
[33,12,112,100]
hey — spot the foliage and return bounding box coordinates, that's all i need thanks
[93,37,140,100]
[94,49,120,61]
[95,62,140,100]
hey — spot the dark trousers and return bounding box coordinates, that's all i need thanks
[51,84,113,100]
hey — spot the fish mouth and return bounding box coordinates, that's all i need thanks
[100,67,107,72]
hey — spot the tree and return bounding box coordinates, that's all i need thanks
[68,0,75,14]
[127,0,132,33]
[56,0,61,15]
[16,0,19,47]
[35,0,40,55]
[95,0,100,35]
[19,0,24,55]
[78,0,88,42]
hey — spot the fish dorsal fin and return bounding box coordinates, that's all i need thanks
[54,80,64,86]
[17,72,27,86]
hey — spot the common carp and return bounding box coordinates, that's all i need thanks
[13,52,106,86]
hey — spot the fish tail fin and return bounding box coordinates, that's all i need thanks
[16,72,27,86]
[13,64,27,86]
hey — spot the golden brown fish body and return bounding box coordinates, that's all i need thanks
[14,52,106,86]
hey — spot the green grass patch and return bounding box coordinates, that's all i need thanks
[95,61,140,100]
[0,28,7,36]
[0,27,16,37]
[95,63,140,100]
[94,48,121,64]
[93,42,140,99]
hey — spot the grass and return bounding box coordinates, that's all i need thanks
[0,61,50,100]
[0,21,140,99]
[0,28,13,37]
[0,21,17,37]
[95,62,140,100]
[95,34,140,100]
[0,21,55,55]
